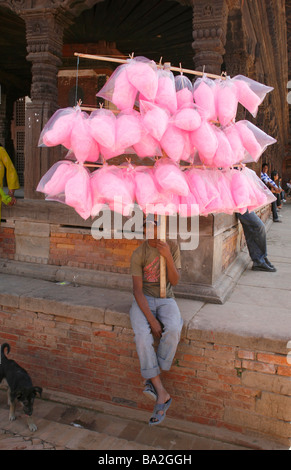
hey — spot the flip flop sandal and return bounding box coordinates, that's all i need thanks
[148,398,172,426]
[143,380,158,402]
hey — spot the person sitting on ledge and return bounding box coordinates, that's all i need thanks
[129,217,183,426]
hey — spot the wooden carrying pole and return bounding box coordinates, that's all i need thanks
[73,52,226,80]
[159,215,167,299]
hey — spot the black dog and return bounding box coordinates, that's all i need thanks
[0,343,42,431]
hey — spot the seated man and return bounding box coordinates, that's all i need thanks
[130,219,183,426]
[261,163,282,223]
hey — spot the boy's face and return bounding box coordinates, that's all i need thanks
[143,222,158,240]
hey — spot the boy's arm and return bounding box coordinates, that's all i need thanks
[132,276,163,338]
[156,241,180,286]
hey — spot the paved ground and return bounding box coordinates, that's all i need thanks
[0,388,254,450]
[0,200,290,450]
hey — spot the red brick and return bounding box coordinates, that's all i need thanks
[242,360,276,374]
[257,352,288,366]
[238,350,256,361]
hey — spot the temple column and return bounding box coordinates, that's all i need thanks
[192,0,228,75]
[20,10,72,199]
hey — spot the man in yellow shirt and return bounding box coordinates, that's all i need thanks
[0,143,19,220]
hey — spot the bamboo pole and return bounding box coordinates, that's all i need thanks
[159,214,167,299]
[74,52,226,80]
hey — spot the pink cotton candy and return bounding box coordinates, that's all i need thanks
[89,110,116,149]
[160,125,185,163]
[186,169,210,213]
[154,72,177,115]
[216,81,238,127]
[134,167,160,211]
[112,67,137,110]
[133,130,160,158]
[115,111,142,149]
[97,65,137,111]
[235,121,262,161]
[172,107,201,132]
[90,171,107,217]
[212,127,234,168]
[126,58,158,101]
[203,170,222,213]
[70,113,100,163]
[190,121,218,165]
[230,169,252,211]
[217,172,235,214]
[233,75,273,117]
[40,109,76,148]
[234,80,261,116]
[152,191,180,216]
[223,124,245,165]
[65,165,92,220]
[180,130,195,162]
[176,88,193,109]
[154,159,189,197]
[244,167,275,210]
[37,161,77,197]
[140,101,169,141]
[90,165,134,215]
[193,79,217,121]
[236,121,277,163]
[179,192,199,217]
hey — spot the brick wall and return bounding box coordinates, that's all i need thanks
[0,227,15,260]
[49,230,141,273]
[0,304,290,446]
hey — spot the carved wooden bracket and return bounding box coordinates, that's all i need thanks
[192,0,229,75]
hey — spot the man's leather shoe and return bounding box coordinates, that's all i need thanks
[265,258,276,270]
[252,261,277,272]
[273,219,282,223]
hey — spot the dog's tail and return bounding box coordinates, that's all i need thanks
[1,343,10,358]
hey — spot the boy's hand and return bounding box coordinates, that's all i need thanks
[156,241,171,259]
[150,317,163,338]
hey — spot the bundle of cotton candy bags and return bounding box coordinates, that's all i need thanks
[36,160,77,197]
[91,165,136,216]
[175,74,194,109]
[38,107,77,149]
[154,159,189,197]
[70,111,100,163]
[193,76,217,121]
[233,75,274,118]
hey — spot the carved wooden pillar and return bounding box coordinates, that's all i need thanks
[192,0,228,75]
[20,10,71,199]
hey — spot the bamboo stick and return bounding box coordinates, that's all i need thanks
[159,214,167,299]
[74,52,226,80]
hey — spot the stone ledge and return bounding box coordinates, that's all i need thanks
[0,271,289,354]
[0,241,251,305]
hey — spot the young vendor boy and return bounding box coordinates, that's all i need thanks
[130,219,183,426]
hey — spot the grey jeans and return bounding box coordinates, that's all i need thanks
[130,295,183,379]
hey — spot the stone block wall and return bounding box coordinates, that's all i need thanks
[0,299,290,446]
